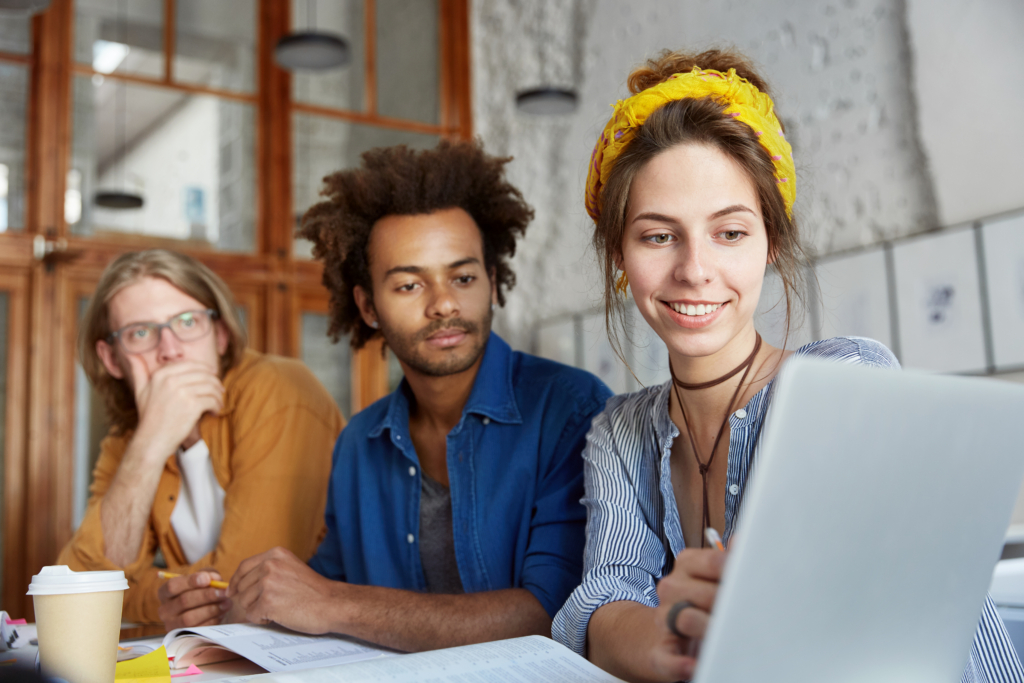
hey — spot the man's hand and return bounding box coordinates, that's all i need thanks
[157,571,232,630]
[228,547,341,635]
[129,356,224,456]
[651,548,727,680]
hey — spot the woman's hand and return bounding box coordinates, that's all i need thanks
[587,547,727,682]
[649,548,727,681]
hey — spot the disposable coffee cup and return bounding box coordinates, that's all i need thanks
[27,565,128,683]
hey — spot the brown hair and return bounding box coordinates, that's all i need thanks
[596,48,808,359]
[80,249,248,434]
[299,139,534,350]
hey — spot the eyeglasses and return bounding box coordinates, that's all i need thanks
[108,309,218,354]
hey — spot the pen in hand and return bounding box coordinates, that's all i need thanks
[158,570,229,589]
[704,527,725,551]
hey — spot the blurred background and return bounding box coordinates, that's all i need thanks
[0,0,1020,620]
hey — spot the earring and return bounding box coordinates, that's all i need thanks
[615,271,629,295]
[369,321,379,329]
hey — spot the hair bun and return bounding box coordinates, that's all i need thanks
[626,48,773,97]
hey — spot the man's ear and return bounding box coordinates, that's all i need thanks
[489,267,498,308]
[96,339,125,379]
[353,285,379,329]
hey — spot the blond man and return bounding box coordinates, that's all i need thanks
[59,249,343,628]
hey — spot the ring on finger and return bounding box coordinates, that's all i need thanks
[666,600,695,639]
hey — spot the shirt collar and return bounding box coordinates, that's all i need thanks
[368,332,523,439]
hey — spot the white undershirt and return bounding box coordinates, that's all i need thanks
[169,439,226,564]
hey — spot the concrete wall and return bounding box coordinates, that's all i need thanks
[906,0,1024,227]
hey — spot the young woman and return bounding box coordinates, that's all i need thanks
[551,49,1022,683]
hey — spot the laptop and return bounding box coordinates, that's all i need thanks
[694,356,1024,683]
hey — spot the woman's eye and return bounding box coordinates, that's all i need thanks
[647,233,673,245]
[720,230,744,242]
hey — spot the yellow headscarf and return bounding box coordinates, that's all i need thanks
[584,67,795,222]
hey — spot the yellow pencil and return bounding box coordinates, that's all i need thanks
[157,570,229,589]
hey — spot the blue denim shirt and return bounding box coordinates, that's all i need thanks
[309,333,613,618]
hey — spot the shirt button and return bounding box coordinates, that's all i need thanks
[729,484,740,495]
[734,409,747,419]
[406,533,414,544]
[482,417,490,425]
[396,435,401,440]
[408,466,416,477]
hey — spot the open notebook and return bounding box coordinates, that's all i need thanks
[161,624,394,672]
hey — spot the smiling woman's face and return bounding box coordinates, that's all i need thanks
[621,143,770,363]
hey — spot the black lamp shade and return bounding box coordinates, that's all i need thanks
[515,88,578,116]
[95,191,144,209]
[275,32,351,71]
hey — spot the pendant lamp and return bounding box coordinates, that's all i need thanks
[94,0,144,210]
[514,0,580,116]
[275,0,350,71]
[0,0,50,13]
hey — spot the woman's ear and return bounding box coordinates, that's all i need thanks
[613,250,624,271]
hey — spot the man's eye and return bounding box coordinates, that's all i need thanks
[455,275,475,284]
[398,283,417,292]
[179,314,196,328]
[129,327,150,339]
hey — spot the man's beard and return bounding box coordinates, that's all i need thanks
[381,309,492,378]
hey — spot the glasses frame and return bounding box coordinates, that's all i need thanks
[107,308,219,354]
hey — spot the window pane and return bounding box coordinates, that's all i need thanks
[69,76,257,252]
[0,292,7,594]
[0,64,28,233]
[301,313,351,419]
[292,114,439,258]
[376,0,438,124]
[174,0,256,92]
[290,0,365,111]
[75,0,165,80]
[73,297,109,529]
[0,12,30,54]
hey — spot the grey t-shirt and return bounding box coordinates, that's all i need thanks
[419,472,465,594]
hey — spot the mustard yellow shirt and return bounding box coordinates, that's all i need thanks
[58,349,344,624]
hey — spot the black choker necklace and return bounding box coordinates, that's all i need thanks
[669,333,762,546]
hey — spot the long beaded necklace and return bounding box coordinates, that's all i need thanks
[669,333,762,547]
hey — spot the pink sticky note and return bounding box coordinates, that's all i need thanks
[170,664,202,677]
[4,619,26,625]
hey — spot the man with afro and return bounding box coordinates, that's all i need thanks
[226,140,612,650]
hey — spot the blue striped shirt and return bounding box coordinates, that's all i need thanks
[552,336,1023,682]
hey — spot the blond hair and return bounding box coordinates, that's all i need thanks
[80,249,247,434]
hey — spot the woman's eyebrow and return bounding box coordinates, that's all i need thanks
[708,204,755,220]
[632,211,680,225]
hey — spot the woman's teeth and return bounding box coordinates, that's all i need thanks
[669,302,721,317]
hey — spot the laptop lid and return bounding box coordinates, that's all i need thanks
[694,357,1024,683]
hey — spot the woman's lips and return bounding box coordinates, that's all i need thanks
[661,300,727,329]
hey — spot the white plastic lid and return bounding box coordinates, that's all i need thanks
[27,565,128,596]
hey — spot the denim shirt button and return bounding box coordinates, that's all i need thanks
[408,466,416,476]
[406,533,414,544]
[482,416,490,425]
